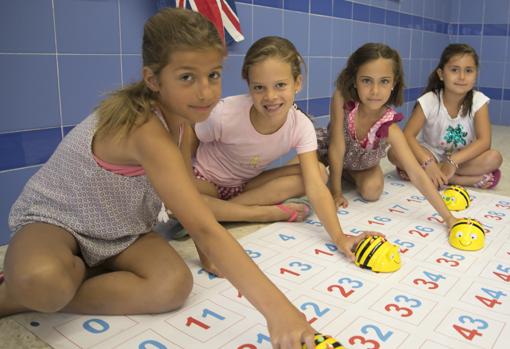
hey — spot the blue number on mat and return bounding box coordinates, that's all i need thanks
[338,277,363,289]
[83,319,110,334]
[393,239,415,248]
[325,242,338,252]
[202,308,225,321]
[374,216,391,222]
[442,251,465,260]
[305,219,322,227]
[395,294,422,308]
[415,225,433,232]
[279,233,296,241]
[361,324,393,342]
[459,315,489,330]
[257,333,270,344]
[198,268,217,280]
[245,249,261,259]
[350,228,363,234]
[289,261,312,271]
[481,287,507,300]
[300,301,331,317]
[139,340,167,349]
[423,270,445,282]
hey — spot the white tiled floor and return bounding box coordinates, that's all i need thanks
[1,125,508,349]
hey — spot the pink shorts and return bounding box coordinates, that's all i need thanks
[193,167,246,200]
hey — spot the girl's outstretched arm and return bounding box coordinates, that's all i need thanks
[388,124,457,228]
[129,118,316,349]
[299,151,375,261]
[328,90,348,208]
[404,104,448,187]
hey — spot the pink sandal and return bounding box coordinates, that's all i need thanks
[276,197,312,222]
[276,204,299,222]
[0,271,4,285]
[473,169,501,189]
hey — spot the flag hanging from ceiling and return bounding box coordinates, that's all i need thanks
[158,0,244,46]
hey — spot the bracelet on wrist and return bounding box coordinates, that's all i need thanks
[446,156,459,169]
[421,157,434,169]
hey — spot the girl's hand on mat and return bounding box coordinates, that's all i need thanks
[267,305,316,349]
[333,192,349,208]
[425,162,448,188]
[336,231,385,262]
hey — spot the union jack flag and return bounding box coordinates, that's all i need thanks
[158,0,244,46]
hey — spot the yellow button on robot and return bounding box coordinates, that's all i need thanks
[442,185,470,211]
[354,236,401,273]
[449,218,485,251]
[302,333,346,349]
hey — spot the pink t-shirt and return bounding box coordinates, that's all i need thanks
[194,94,317,187]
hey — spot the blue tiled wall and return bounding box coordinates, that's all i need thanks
[1,0,509,245]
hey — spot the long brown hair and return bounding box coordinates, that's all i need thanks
[422,43,479,117]
[241,36,305,83]
[336,42,404,106]
[94,8,225,141]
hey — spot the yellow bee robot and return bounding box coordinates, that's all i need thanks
[354,236,401,273]
[302,333,346,348]
[449,218,485,251]
[442,185,470,211]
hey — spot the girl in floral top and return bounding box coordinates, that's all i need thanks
[317,43,457,230]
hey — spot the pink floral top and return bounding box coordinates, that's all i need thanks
[346,101,402,150]
[316,101,403,171]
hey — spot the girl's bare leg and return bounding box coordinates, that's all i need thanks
[444,150,502,188]
[202,195,309,222]
[449,173,492,188]
[2,223,192,316]
[1,223,86,317]
[347,165,384,201]
[194,172,310,222]
[231,174,305,205]
[63,232,192,315]
[454,149,502,176]
[231,163,327,206]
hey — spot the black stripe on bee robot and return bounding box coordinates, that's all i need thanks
[362,240,385,269]
[452,219,485,235]
[451,185,470,204]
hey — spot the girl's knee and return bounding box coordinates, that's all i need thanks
[487,149,503,168]
[8,261,79,312]
[359,181,383,201]
[148,265,193,312]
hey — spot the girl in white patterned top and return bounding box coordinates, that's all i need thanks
[391,43,502,189]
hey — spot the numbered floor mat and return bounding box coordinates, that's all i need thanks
[13,174,510,348]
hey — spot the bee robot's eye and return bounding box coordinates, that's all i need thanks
[471,234,478,240]
[457,231,463,238]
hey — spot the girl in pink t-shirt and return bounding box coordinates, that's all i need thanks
[193,36,377,274]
